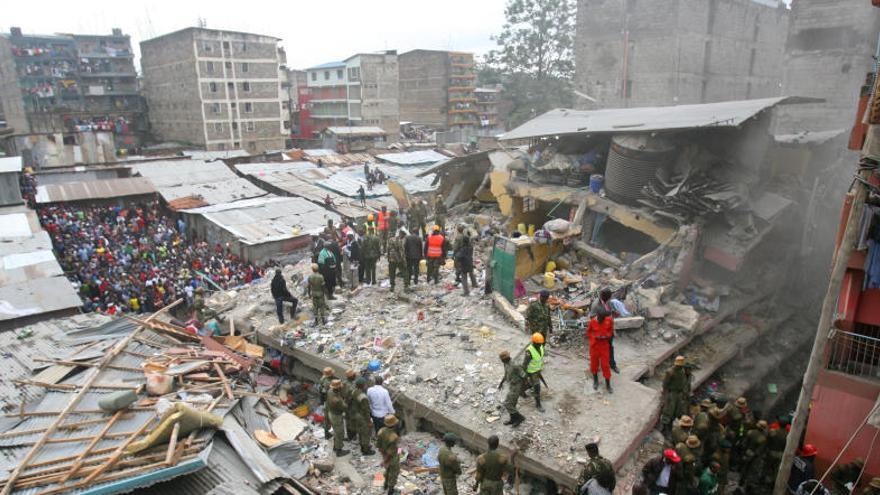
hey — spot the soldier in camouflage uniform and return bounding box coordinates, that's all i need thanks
[661,356,690,435]
[434,194,448,232]
[526,290,552,338]
[307,263,328,325]
[318,367,335,438]
[712,439,732,494]
[342,369,357,441]
[326,379,349,456]
[671,415,694,447]
[377,414,401,495]
[352,377,376,455]
[497,350,525,427]
[439,432,462,495]
[740,420,769,491]
[473,435,513,495]
[387,230,408,290]
[577,442,616,493]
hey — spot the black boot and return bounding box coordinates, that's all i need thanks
[605,378,613,394]
[503,416,515,425]
[334,448,350,456]
[535,395,544,413]
[593,373,599,391]
[512,412,525,427]
[611,363,620,374]
[362,447,376,455]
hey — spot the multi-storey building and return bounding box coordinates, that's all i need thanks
[398,50,478,130]
[281,67,306,143]
[0,27,146,144]
[140,27,287,153]
[574,0,789,108]
[301,52,399,140]
[475,86,502,132]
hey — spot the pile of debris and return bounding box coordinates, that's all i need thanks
[640,167,748,223]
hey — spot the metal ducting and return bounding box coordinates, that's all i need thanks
[604,134,676,205]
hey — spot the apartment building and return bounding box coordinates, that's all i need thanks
[301,51,399,140]
[398,50,478,130]
[574,0,788,108]
[140,27,287,153]
[0,27,146,141]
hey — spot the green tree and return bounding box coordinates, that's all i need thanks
[482,0,576,129]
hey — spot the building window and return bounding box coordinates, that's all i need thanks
[242,82,251,92]
[324,71,329,80]
[206,61,214,73]
[222,41,230,50]
[283,120,291,129]
[347,67,360,81]
[231,102,237,109]
[213,122,223,132]
[225,61,232,70]
[337,69,343,79]
[227,82,234,91]
[245,121,255,132]
[218,142,226,150]
[232,122,238,130]
[212,102,221,113]
[234,141,240,148]
[241,62,249,73]
[241,42,247,52]
[244,102,253,113]
[311,72,316,81]
[209,82,217,93]
[203,42,213,53]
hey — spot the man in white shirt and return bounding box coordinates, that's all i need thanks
[366,375,395,433]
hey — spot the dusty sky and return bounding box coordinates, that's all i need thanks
[2,0,508,71]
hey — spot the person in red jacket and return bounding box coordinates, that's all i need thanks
[587,307,614,393]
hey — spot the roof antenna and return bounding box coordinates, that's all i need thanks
[197,17,207,28]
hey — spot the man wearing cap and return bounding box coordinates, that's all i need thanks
[364,213,378,235]
[700,407,725,467]
[377,414,401,495]
[577,442,616,494]
[377,206,390,254]
[671,415,695,447]
[677,435,703,474]
[352,377,376,455]
[434,194,447,231]
[307,264,328,326]
[387,230,408,291]
[526,290,553,338]
[404,228,423,286]
[318,367,335,439]
[740,420,768,490]
[474,435,513,495]
[439,432,462,495]
[661,356,690,435]
[317,240,338,299]
[342,369,358,441]
[497,350,525,427]
[270,269,298,324]
[763,416,790,486]
[642,449,683,495]
[367,375,395,433]
[522,333,546,412]
[362,229,381,286]
[712,439,732,493]
[426,225,446,285]
[788,444,817,494]
[326,379,350,457]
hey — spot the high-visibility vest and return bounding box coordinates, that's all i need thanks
[377,211,389,231]
[364,221,377,234]
[526,344,544,374]
[427,234,444,258]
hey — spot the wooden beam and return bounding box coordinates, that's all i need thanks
[79,413,157,486]
[60,409,125,482]
[213,362,234,400]
[32,359,141,373]
[164,423,180,466]
[13,380,139,391]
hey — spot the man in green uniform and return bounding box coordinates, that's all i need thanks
[342,369,358,441]
[434,194,448,232]
[740,420,768,491]
[701,407,725,466]
[352,377,376,455]
[577,442,616,493]
[326,379,349,456]
[497,350,525,427]
[661,356,690,435]
[387,230,408,290]
[525,290,552,338]
[438,432,462,495]
[307,263,328,326]
[473,435,512,495]
[318,367,335,439]
[763,419,789,486]
[362,230,381,286]
[698,461,720,495]
[377,414,401,495]
[671,415,694,447]
[193,286,215,324]
[411,200,428,237]
[712,439,731,494]
[522,333,546,412]
[728,397,754,468]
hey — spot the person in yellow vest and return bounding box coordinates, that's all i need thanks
[364,214,378,235]
[377,206,390,254]
[425,225,446,285]
[522,333,546,413]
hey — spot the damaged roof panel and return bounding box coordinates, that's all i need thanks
[34,177,156,204]
[500,97,816,141]
[375,150,449,166]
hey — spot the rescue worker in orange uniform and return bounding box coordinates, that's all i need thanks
[425,225,446,285]
[587,307,614,393]
[377,206,390,254]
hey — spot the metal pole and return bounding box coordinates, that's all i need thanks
[772,168,870,494]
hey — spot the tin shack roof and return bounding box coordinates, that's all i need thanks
[500,96,815,141]
[131,160,267,206]
[34,177,156,204]
[0,156,23,173]
[375,150,449,166]
[324,126,386,137]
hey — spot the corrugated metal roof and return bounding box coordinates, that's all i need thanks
[500,97,814,141]
[302,149,337,157]
[325,126,386,137]
[34,178,156,204]
[132,160,268,206]
[316,165,438,197]
[0,156,23,173]
[184,196,340,244]
[157,180,267,206]
[375,150,449,166]
[0,211,40,237]
[234,161,316,176]
[181,150,250,161]
[167,196,210,211]
[0,277,83,322]
[774,128,846,145]
[305,61,345,70]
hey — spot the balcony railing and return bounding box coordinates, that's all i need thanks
[827,330,880,379]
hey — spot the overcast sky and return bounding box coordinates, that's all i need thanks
[2,0,508,70]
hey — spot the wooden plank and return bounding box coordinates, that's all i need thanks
[13,380,139,391]
[214,362,234,400]
[60,409,125,482]
[79,413,157,486]
[165,423,180,466]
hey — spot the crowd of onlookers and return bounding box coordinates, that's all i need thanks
[38,200,265,314]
